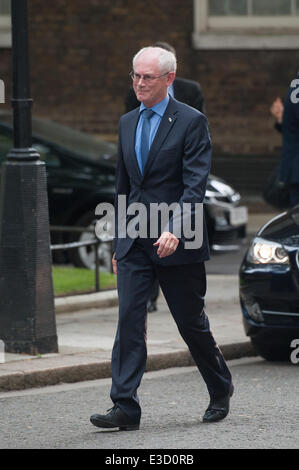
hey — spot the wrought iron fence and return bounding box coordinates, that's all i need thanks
[50,225,113,293]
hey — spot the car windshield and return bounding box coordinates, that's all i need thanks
[0,111,117,165]
[260,205,299,247]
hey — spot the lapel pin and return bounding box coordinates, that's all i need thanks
[168,117,172,122]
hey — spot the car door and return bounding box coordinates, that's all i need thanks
[31,141,78,225]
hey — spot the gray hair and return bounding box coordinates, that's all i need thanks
[133,46,177,74]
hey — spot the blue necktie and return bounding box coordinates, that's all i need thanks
[140,108,154,174]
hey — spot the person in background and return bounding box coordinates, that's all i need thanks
[270,76,299,207]
[125,41,206,312]
[270,96,283,131]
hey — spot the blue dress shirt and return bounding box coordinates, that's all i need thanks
[135,94,170,174]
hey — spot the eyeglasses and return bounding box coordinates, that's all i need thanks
[129,71,169,83]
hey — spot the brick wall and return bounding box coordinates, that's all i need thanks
[196,49,299,156]
[0,0,297,161]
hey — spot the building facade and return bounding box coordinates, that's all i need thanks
[0,0,298,192]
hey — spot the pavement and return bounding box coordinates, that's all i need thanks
[0,209,280,392]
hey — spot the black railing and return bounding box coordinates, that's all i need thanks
[50,225,113,293]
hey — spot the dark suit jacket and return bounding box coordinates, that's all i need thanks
[114,96,211,265]
[280,74,299,185]
[125,76,205,114]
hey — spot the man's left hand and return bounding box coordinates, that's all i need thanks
[153,232,179,258]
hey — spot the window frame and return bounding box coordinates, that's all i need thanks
[193,0,299,49]
[0,0,11,48]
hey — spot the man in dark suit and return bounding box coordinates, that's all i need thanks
[90,46,233,431]
[126,42,205,312]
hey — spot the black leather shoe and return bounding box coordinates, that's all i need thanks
[147,300,157,313]
[90,405,140,431]
[202,385,234,423]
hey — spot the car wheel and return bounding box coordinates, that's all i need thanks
[250,338,291,362]
[69,211,113,272]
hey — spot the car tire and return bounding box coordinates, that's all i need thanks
[69,211,113,272]
[250,338,291,362]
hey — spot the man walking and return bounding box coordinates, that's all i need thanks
[125,41,206,313]
[90,47,233,431]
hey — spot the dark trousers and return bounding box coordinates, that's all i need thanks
[110,240,232,420]
[149,277,159,303]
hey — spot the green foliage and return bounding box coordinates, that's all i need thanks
[52,266,116,296]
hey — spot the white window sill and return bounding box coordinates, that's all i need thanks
[192,32,299,49]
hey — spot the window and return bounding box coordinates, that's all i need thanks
[0,0,11,48]
[193,0,299,49]
[209,0,299,17]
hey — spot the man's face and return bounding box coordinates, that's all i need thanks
[133,52,175,108]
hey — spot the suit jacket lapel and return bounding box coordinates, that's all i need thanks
[126,108,143,182]
[142,96,178,179]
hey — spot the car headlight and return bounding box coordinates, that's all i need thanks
[247,237,289,264]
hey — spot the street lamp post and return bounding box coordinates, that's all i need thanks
[0,0,58,354]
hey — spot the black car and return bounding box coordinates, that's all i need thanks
[0,111,247,270]
[239,205,299,361]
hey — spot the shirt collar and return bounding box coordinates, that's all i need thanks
[140,94,170,117]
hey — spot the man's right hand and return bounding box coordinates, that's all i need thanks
[112,253,117,275]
